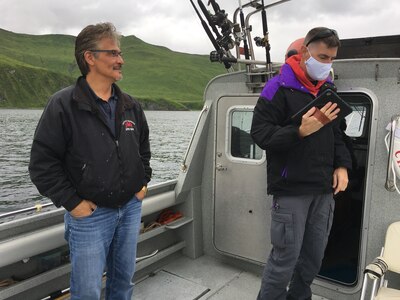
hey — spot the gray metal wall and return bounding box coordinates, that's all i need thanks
[196,59,400,300]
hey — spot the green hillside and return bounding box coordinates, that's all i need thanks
[0,54,74,107]
[0,28,226,110]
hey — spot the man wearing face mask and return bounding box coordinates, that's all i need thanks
[251,27,352,300]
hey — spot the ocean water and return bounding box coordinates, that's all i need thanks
[0,109,199,212]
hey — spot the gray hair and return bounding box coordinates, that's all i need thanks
[75,22,121,76]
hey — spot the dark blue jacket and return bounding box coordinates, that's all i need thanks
[29,77,152,211]
[251,64,352,196]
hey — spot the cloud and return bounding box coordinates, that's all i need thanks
[0,0,399,62]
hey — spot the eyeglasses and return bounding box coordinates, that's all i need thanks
[89,49,123,58]
[306,29,338,46]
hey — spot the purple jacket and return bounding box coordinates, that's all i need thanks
[261,63,332,100]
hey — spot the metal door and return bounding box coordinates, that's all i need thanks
[213,95,271,263]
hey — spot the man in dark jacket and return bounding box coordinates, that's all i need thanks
[251,27,352,300]
[29,22,151,300]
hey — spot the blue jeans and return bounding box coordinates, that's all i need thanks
[64,196,142,300]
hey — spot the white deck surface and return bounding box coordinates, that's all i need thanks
[133,255,330,300]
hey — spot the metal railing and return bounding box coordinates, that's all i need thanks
[385,114,400,192]
[0,202,54,219]
[181,105,209,172]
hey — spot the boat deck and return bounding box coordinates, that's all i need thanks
[132,255,329,300]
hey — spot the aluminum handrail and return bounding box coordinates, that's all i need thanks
[0,202,54,219]
[181,105,209,172]
[385,114,400,191]
[245,0,291,63]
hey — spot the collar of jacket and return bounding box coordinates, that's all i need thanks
[279,63,333,94]
[279,64,308,92]
[260,64,335,102]
[72,76,135,113]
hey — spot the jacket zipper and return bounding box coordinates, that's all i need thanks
[95,111,123,191]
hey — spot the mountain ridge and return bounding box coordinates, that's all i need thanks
[0,28,225,110]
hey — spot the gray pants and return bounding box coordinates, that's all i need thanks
[257,194,335,300]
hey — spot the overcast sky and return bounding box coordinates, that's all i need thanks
[0,0,399,62]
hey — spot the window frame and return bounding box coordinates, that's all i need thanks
[225,105,266,165]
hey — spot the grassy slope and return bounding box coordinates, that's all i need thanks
[0,28,225,109]
[0,54,74,107]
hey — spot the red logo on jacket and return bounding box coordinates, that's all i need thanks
[123,120,135,131]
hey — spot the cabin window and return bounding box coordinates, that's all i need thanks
[230,110,263,160]
[344,105,367,138]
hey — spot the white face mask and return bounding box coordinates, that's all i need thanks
[305,49,332,81]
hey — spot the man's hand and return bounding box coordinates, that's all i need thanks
[333,167,349,195]
[299,102,340,138]
[135,186,147,201]
[70,200,97,218]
